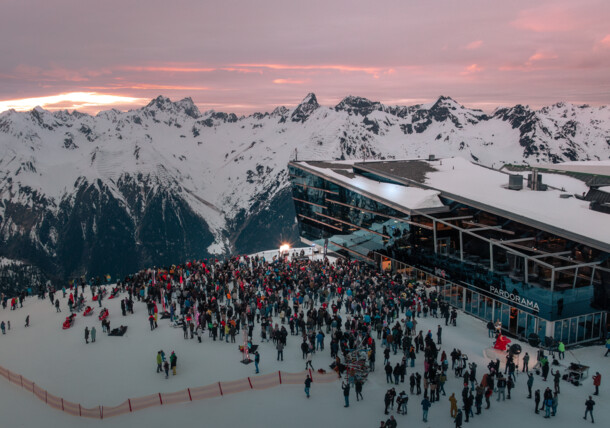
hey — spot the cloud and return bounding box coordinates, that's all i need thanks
[511,5,578,32]
[272,79,309,85]
[599,34,610,48]
[461,64,483,75]
[0,92,145,112]
[528,52,558,62]
[464,40,483,50]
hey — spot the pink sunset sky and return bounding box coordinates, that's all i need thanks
[1,0,609,114]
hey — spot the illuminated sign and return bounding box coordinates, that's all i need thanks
[489,286,540,311]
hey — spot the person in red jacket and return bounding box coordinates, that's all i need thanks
[592,372,601,396]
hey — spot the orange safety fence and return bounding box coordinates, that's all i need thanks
[0,366,338,419]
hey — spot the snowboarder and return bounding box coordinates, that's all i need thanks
[304,374,312,398]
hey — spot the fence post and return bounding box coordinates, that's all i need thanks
[128,399,132,412]
[99,405,103,420]
[159,393,163,405]
[248,377,253,389]
[278,371,282,384]
[218,382,223,396]
[188,388,192,401]
[79,404,82,416]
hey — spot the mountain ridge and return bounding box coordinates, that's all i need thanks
[0,93,609,292]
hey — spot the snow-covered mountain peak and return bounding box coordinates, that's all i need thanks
[290,93,320,123]
[334,95,382,116]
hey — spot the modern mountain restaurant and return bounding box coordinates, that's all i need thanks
[288,157,610,346]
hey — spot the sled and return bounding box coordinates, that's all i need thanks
[108,326,128,337]
[83,306,93,317]
[62,314,76,329]
[108,288,120,299]
[98,309,109,321]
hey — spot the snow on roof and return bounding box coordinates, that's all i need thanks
[535,160,610,176]
[421,157,610,251]
[300,161,445,212]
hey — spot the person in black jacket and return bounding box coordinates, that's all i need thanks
[455,409,463,428]
[534,389,541,413]
[584,396,595,423]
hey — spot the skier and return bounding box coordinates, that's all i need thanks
[304,374,312,398]
[84,326,90,344]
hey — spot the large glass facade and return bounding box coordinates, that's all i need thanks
[289,162,610,346]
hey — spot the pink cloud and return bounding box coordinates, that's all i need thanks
[273,78,309,85]
[464,40,483,50]
[528,52,558,62]
[599,34,610,47]
[461,63,483,75]
[511,4,589,33]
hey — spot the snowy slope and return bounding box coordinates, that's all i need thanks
[0,262,608,428]
[0,94,609,288]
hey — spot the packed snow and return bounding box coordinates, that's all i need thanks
[0,250,608,428]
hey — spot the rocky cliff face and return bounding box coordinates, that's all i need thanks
[0,94,608,291]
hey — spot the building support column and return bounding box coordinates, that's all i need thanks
[459,231,463,261]
[433,220,437,254]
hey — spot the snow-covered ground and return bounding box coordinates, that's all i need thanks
[0,269,608,427]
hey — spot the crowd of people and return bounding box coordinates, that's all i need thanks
[0,251,606,426]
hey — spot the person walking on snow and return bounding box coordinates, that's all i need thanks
[304,374,312,398]
[84,326,89,344]
[421,396,431,422]
[449,392,458,418]
[342,381,351,407]
[157,351,163,373]
[254,351,260,374]
[592,372,601,396]
[170,351,177,375]
[584,395,595,423]
[306,352,314,370]
[25,315,30,327]
[91,326,96,343]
